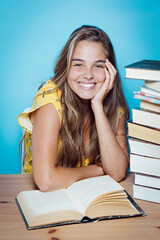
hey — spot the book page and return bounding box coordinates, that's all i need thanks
[17,188,83,218]
[67,175,124,213]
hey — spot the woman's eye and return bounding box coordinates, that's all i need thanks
[74,63,83,67]
[95,65,103,68]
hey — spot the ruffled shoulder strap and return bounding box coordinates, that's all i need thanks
[18,80,63,133]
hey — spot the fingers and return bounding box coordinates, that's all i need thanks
[104,67,110,88]
[91,59,117,106]
[105,59,117,92]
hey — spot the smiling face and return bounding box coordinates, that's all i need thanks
[67,40,107,100]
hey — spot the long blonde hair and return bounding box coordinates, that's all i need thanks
[49,25,129,167]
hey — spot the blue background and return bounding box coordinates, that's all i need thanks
[0,0,160,174]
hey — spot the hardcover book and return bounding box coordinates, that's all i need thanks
[127,122,160,145]
[15,175,146,230]
[128,138,160,158]
[128,138,160,159]
[132,108,160,129]
[130,153,160,177]
[135,173,160,189]
[125,59,160,81]
[133,183,160,204]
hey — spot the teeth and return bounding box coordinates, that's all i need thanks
[79,83,95,88]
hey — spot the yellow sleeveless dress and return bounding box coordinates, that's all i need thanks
[18,80,124,174]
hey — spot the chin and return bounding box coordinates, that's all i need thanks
[78,94,94,100]
[75,91,96,100]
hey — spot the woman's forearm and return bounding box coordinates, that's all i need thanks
[92,104,129,182]
[33,163,104,192]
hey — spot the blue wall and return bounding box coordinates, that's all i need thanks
[0,0,160,174]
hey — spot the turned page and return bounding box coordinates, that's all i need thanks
[67,175,124,214]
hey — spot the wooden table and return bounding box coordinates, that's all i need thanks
[0,173,160,240]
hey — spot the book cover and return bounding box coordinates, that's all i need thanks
[125,60,160,71]
[125,59,160,81]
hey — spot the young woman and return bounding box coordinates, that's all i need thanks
[18,25,130,192]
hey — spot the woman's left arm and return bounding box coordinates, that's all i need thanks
[93,107,129,182]
[91,59,129,182]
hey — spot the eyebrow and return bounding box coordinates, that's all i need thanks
[71,58,84,62]
[71,58,106,63]
[96,60,106,63]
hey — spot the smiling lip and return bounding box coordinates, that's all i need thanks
[78,83,96,89]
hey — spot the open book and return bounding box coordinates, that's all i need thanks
[16,175,146,229]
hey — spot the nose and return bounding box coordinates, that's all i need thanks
[83,67,94,80]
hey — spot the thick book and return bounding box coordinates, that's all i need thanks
[130,153,160,177]
[140,100,160,113]
[132,108,160,129]
[15,175,146,230]
[133,183,160,204]
[125,59,160,81]
[145,81,160,91]
[135,173,160,189]
[127,121,160,145]
[128,138,160,159]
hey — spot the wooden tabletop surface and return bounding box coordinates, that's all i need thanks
[0,173,160,240]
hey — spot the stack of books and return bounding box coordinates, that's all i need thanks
[125,59,160,203]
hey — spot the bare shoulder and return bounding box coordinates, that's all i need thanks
[31,103,60,130]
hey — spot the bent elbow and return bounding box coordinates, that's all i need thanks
[113,171,126,182]
[104,168,127,183]
[34,176,52,192]
[108,172,126,183]
[33,171,58,192]
[38,183,51,192]
[112,159,129,182]
[33,170,67,192]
